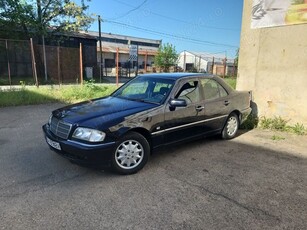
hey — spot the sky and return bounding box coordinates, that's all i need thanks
[85,0,244,58]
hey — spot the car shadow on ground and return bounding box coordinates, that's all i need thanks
[69,131,252,173]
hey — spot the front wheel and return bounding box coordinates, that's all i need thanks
[222,113,239,139]
[111,132,150,175]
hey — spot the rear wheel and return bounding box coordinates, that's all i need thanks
[111,132,150,175]
[222,113,239,139]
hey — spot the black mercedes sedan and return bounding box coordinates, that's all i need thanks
[43,73,252,174]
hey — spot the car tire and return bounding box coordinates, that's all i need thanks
[111,132,150,175]
[222,113,239,140]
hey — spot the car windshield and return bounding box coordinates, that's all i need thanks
[112,76,175,104]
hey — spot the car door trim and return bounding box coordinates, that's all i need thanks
[151,115,228,136]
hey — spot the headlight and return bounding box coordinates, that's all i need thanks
[72,127,106,142]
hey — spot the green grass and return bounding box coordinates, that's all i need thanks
[0,76,36,86]
[224,77,236,89]
[259,116,306,135]
[239,114,306,136]
[0,83,117,107]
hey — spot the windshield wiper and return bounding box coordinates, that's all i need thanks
[113,95,160,105]
[113,95,144,102]
[143,100,160,105]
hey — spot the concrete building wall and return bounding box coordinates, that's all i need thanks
[237,0,307,125]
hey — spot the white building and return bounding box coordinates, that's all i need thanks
[178,51,210,72]
[178,51,235,75]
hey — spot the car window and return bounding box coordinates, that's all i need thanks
[201,79,227,100]
[218,83,228,97]
[153,82,172,93]
[122,81,148,96]
[112,76,175,104]
[175,80,200,104]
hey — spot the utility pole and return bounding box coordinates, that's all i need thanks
[183,51,186,72]
[223,57,227,78]
[37,0,48,82]
[80,43,83,86]
[136,45,139,76]
[223,51,227,78]
[98,15,103,83]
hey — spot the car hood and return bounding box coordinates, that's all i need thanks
[52,96,158,128]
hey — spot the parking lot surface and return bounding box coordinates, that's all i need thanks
[0,104,307,229]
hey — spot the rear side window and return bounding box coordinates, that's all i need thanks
[218,83,228,97]
[201,79,228,100]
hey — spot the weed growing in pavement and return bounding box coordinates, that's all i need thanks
[271,116,288,131]
[260,116,288,131]
[290,123,306,135]
[271,135,286,141]
[259,116,306,135]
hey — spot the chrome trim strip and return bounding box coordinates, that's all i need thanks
[67,140,116,148]
[50,116,72,139]
[152,115,228,136]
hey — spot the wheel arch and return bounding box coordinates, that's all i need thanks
[221,110,240,139]
[112,128,151,174]
[222,110,241,129]
[230,110,242,123]
[127,127,152,152]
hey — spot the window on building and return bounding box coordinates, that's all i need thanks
[105,59,115,68]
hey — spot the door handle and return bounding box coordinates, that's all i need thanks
[196,106,204,112]
[224,100,230,106]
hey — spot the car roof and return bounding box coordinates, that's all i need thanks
[138,73,214,80]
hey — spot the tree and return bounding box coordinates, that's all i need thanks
[0,0,94,39]
[154,43,178,72]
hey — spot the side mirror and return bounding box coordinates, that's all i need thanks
[169,98,187,109]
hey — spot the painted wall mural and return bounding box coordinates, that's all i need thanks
[252,0,307,28]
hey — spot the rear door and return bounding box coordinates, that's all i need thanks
[200,78,231,133]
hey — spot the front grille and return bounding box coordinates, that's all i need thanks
[50,116,72,139]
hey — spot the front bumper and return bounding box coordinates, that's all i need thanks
[42,124,116,166]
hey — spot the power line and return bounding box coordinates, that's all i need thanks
[111,0,148,20]
[110,0,239,31]
[104,20,238,48]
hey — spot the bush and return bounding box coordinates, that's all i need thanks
[240,114,259,130]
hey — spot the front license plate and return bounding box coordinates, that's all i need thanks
[46,137,61,151]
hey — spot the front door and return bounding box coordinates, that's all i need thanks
[162,79,205,144]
